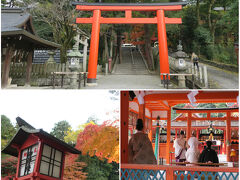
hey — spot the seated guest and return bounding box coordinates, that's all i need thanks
[198,141,219,166]
[186,136,200,166]
[174,131,187,163]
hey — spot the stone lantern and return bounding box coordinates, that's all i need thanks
[170,41,189,88]
[2,117,80,180]
[67,33,83,88]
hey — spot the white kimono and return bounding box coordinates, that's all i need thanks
[173,138,186,160]
[185,137,200,166]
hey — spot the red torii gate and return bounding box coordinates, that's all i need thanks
[73,2,186,83]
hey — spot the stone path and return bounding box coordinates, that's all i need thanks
[6,48,238,89]
[185,61,238,89]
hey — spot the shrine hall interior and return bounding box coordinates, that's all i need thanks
[120,90,239,165]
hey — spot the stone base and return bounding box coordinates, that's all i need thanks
[86,83,98,87]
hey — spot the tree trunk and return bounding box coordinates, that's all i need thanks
[208,0,216,44]
[196,0,200,26]
[144,24,154,70]
[116,30,122,64]
[110,27,114,58]
[104,33,109,62]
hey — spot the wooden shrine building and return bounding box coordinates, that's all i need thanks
[2,117,80,180]
[121,90,239,179]
[121,91,239,164]
[1,8,60,88]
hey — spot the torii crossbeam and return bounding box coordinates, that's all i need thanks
[73,2,187,83]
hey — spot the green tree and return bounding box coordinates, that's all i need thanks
[1,115,16,149]
[86,115,99,124]
[50,120,71,141]
[77,154,119,180]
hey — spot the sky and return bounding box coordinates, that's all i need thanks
[0,90,120,132]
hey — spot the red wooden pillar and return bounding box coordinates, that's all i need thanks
[33,140,42,175]
[139,104,146,133]
[2,47,13,88]
[166,110,171,164]
[121,91,129,163]
[226,112,231,162]
[61,153,66,178]
[87,9,101,84]
[15,147,21,178]
[157,9,169,79]
[196,129,200,139]
[223,129,226,154]
[25,51,33,86]
[148,112,153,141]
[187,112,191,140]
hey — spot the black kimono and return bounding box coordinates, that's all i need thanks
[198,148,219,166]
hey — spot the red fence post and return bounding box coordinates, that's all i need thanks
[87,9,101,83]
[121,91,129,164]
[157,10,170,80]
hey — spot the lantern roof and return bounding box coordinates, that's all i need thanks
[2,117,81,157]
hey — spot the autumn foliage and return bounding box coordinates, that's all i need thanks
[1,156,17,179]
[63,162,87,180]
[67,119,119,164]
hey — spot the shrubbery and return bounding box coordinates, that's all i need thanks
[77,154,119,180]
[1,156,17,179]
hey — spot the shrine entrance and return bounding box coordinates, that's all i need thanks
[73,2,186,84]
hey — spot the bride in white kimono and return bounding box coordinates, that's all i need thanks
[185,136,200,166]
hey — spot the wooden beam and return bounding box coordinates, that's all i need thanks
[175,116,239,121]
[76,5,183,11]
[145,91,238,103]
[174,108,239,113]
[76,17,182,24]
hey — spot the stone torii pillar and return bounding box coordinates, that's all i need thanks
[80,37,89,72]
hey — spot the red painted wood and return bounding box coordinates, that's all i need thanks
[19,134,38,150]
[166,110,171,164]
[157,10,170,79]
[125,10,132,18]
[87,9,101,82]
[14,134,67,179]
[226,112,231,162]
[76,17,182,24]
[187,112,191,140]
[33,141,42,177]
[121,91,129,164]
[76,5,182,11]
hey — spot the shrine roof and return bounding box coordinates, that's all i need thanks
[172,107,239,111]
[1,8,60,49]
[2,118,80,157]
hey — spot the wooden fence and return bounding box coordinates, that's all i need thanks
[1,62,69,86]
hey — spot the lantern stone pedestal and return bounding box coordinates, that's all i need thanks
[67,34,83,89]
[171,42,189,88]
